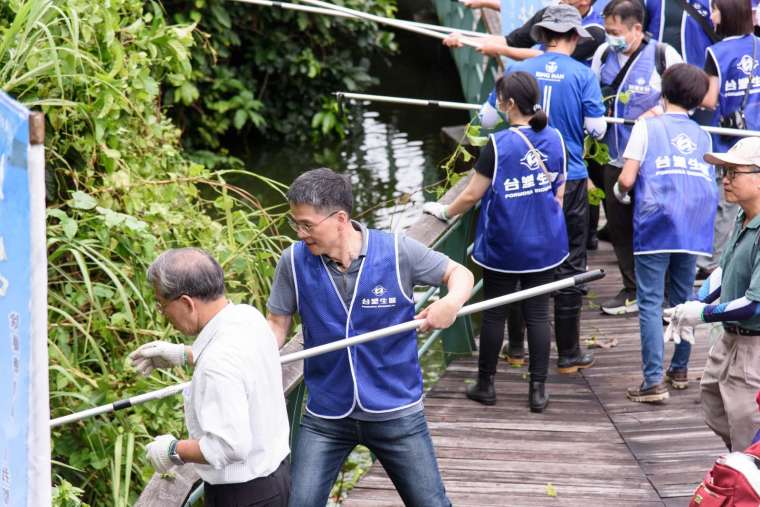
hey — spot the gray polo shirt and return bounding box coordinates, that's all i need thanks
[720,210,760,331]
[267,221,450,421]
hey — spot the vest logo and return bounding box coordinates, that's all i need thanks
[519,148,548,172]
[545,61,558,74]
[636,77,646,85]
[737,54,759,76]
[671,133,697,155]
[362,285,397,309]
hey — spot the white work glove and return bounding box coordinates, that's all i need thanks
[613,181,631,205]
[663,302,704,345]
[423,202,454,224]
[128,340,186,376]
[146,434,178,473]
[672,301,706,328]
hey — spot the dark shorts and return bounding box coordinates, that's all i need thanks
[203,458,291,507]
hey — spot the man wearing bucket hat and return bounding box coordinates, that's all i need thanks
[664,137,760,452]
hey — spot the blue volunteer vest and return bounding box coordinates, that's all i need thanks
[633,114,717,255]
[600,41,662,161]
[292,230,422,418]
[472,126,569,272]
[645,0,713,67]
[706,34,760,152]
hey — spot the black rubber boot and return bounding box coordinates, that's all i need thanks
[555,294,594,374]
[466,372,496,405]
[529,381,549,413]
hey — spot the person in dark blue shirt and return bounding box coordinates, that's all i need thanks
[425,71,568,412]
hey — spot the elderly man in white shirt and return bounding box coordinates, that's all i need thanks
[128,247,291,506]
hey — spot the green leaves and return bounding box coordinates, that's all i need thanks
[68,191,97,210]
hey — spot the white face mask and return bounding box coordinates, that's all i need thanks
[607,34,629,53]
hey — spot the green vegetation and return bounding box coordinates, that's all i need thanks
[0,0,395,504]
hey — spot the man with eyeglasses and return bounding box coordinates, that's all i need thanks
[664,137,760,452]
[128,248,291,506]
[267,168,474,507]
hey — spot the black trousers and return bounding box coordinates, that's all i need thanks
[204,459,291,507]
[556,179,589,297]
[479,268,554,383]
[602,164,636,292]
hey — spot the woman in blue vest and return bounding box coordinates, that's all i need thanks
[614,63,718,403]
[424,72,568,412]
[698,0,760,279]
[703,0,760,154]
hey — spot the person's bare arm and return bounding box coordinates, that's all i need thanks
[702,75,720,110]
[446,172,492,217]
[461,0,500,9]
[414,261,474,332]
[617,158,641,193]
[267,312,292,349]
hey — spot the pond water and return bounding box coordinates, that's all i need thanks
[232,17,469,230]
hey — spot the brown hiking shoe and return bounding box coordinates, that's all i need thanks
[626,382,669,403]
[665,369,689,390]
[504,348,525,367]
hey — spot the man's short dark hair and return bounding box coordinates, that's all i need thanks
[661,63,710,111]
[147,248,225,301]
[286,168,353,215]
[603,0,645,26]
[533,27,577,45]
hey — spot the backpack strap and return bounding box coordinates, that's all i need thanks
[655,42,667,76]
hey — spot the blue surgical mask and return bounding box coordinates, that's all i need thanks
[607,34,629,53]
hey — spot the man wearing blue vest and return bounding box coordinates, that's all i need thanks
[506,4,607,373]
[266,168,474,507]
[590,0,682,316]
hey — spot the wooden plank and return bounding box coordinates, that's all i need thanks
[345,239,723,505]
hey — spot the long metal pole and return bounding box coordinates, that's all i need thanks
[297,0,484,48]
[336,91,760,139]
[49,269,604,428]
[232,0,490,38]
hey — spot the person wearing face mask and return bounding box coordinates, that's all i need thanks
[425,71,568,412]
[697,0,760,280]
[590,0,682,317]
[614,64,718,402]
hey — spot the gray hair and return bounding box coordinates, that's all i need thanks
[147,248,225,301]
[286,167,353,215]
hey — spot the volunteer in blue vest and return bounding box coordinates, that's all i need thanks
[644,0,715,68]
[425,71,568,412]
[266,168,474,507]
[504,4,607,373]
[697,0,760,280]
[663,136,760,451]
[614,63,718,402]
[590,0,682,316]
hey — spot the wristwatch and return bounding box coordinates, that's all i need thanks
[168,439,185,466]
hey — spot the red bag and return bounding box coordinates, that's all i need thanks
[690,441,760,506]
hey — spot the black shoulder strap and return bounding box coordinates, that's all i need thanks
[609,38,650,91]
[655,42,667,76]
[673,0,721,44]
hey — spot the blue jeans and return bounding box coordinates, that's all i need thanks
[634,253,695,388]
[289,411,451,507]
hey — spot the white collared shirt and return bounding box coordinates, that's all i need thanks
[185,304,290,484]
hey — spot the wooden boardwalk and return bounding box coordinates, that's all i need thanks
[344,242,726,506]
